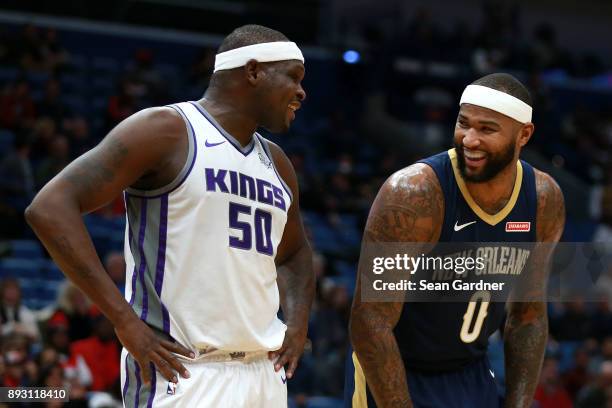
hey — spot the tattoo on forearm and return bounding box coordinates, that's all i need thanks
[504,302,548,408]
[277,245,314,329]
[351,300,412,407]
[504,171,564,408]
[351,165,443,408]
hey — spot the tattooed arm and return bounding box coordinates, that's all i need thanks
[350,164,443,407]
[266,140,315,379]
[25,107,194,384]
[504,170,565,408]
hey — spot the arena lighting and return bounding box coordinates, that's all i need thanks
[343,50,360,64]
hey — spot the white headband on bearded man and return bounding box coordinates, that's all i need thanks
[459,84,533,123]
[214,41,304,73]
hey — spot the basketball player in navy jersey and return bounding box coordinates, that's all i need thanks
[26,25,314,407]
[346,73,565,407]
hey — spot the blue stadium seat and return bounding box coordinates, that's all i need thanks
[334,261,356,278]
[27,71,51,87]
[91,76,116,93]
[0,129,15,153]
[67,54,89,72]
[0,66,18,82]
[327,276,356,295]
[0,259,43,279]
[42,260,65,281]
[38,281,61,306]
[91,57,120,74]
[305,397,343,408]
[62,94,89,114]
[60,75,88,94]
[10,240,43,258]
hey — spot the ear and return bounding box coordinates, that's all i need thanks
[517,122,534,148]
[244,59,262,86]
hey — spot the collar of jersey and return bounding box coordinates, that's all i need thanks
[189,101,256,156]
[448,148,522,226]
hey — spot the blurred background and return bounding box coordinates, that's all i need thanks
[0,0,610,407]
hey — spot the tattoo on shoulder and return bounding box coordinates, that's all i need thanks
[366,165,443,243]
[64,138,129,196]
[535,171,565,242]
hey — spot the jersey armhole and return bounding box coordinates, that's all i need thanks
[125,104,198,198]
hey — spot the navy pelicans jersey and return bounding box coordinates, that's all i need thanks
[123,102,292,353]
[345,148,537,408]
[394,148,537,372]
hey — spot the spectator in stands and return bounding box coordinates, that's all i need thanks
[40,28,69,72]
[0,278,40,342]
[534,356,574,408]
[576,360,612,407]
[189,47,215,92]
[37,78,68,126]
[311,280,350,396]
[562,348,593,401]
[550,296,593,341]
[107,79,136,127]
[104,251,125,292]
[0,78,36,130]
[15,24,45,70]
[590,294,612,341]
[50,282,95,342]
[66,313,120,392]
[29,117,58,162]
[1,332,36,387]
[124,49,167,105]
[35,134,70,189]
[45,313,70,359]
[63,116,93,158]
[0,135,35,238]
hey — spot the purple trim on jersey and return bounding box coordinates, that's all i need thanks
[126,104,198,199]
[147,362,157,408]
[256,134,294,202]
[126,193,138,306]
[154,194,171,333]
[134,360,142,408]
[122,353,130,401]
[138,198,149,321]
[189,101,256,156]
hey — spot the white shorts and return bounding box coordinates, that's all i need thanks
[120,348,287,407]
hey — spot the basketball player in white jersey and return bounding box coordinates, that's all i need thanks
[26,25,314,407]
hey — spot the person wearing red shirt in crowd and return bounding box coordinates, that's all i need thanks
[534,356,573,408]
[0,78,36,130]
[66,312,120,392]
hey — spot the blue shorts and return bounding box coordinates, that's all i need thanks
[344,348,502,408]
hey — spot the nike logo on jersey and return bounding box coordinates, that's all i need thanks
[454,220,476,231]
[281,375,287,384]
[205,139,226,147]
[489,369,495,378]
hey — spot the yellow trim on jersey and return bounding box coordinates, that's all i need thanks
[352,352,368,408]
[448,148,523,226]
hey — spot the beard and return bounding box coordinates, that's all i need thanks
[454,139,516,183]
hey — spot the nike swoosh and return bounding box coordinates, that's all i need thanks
[281,376,287,384]
[454,220,477,231]
[205,140,226,147]
[489,369,495,378]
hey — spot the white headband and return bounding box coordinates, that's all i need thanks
[459,84,532,123]
[214,41,304,73]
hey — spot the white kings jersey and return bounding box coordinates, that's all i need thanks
[122,101,292,352]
